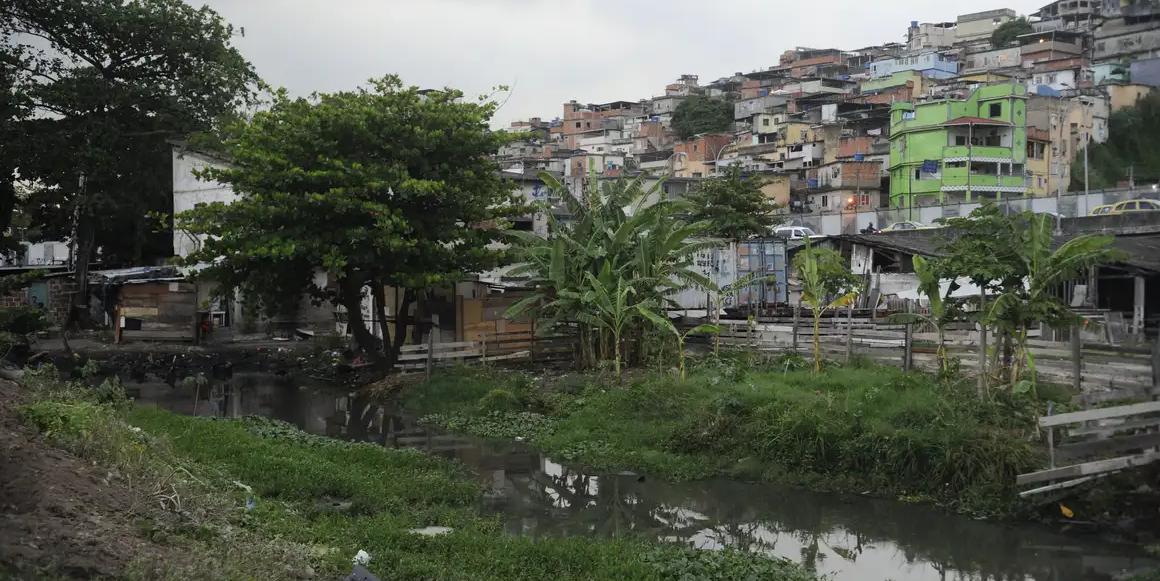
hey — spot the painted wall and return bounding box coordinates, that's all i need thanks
[866,53,958,79]
[172,147,238,258]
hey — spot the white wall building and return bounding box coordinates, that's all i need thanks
[171,146,238,258]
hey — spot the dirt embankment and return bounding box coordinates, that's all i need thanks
[0,379,164,579]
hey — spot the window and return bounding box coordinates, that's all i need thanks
[821,195,829,207]
[955,135,967,146]
[575,122,581,129]
[693,144,698,152]
[902,111,916,120]
[585,122,591,128]
[989,103,1002,117]
[763,118,770,126]
[914,168,922,180]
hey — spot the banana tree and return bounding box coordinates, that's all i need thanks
[887,255,959,374]
[636,304,719,380]
[986,213,1119,394]
[792,240,860,374]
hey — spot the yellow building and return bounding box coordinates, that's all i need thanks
[1026,128,1051,196]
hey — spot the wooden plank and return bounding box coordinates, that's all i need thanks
[1076,387,1157,406]
[397,349,481,362]
[1070,416,1160,437]
[1019,475,1104,497]
[1039,401,1160,428]
[399,341,476,353]
[1016,450,1160,486]
[1055,432,1160,462]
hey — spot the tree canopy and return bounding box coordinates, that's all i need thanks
[686,166,781,240]
[178,77,524,362]
[990,17,1033,48]
[1,0,258,322]
[1073,92,1160,189]
[672,95,733,140]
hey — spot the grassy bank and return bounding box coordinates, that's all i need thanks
[13,365,814,580]
[404,355,1042,514]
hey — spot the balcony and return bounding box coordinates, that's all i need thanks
[940,169,1028,191]
[942,145,1017,161]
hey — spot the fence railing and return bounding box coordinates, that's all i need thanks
[397,330,576,374]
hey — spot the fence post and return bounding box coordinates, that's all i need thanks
[978,289,987,397]
[1046,401,1056,469]
[1151,338,1159,399]
[903,322,913,372]
[792,302,800,353]
[1071,323,1082,393]
[425,324,435,379]
[845,301,854,363]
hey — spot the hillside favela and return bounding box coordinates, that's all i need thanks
[5,1,1160,580]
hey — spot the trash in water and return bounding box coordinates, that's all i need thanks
[352,549,371,565]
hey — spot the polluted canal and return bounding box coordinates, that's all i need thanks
[128,369,1156,581]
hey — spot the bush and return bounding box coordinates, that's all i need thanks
[478,388,521,413]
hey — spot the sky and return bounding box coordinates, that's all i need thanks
[190,0,1050,128]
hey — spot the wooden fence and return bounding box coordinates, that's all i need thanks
[700,310,1160,497]
[395,330,576,374]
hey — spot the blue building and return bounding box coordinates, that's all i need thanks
[866,52,958,80]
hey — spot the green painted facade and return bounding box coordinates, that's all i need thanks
[888,84,1029,207]
[861,70,920,93]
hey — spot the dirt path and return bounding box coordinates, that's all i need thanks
[0,379,162,579]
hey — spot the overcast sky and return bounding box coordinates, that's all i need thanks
[191,0,1049,127]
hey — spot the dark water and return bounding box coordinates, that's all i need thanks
[130,371,1158,581]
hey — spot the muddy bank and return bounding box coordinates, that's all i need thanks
[0,380,165,578]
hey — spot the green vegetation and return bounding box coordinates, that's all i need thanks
[177,76,525,363]
[685,166,782,241]
[671,95,733,140]
[792,243,861,373]
[990,17,1033,48]
[938,206,1119,393]
[407,360,1041,515]
[507,173,715,378]
[3,0,258,296]
[1075,92,1160,189]
[16,365,813,580]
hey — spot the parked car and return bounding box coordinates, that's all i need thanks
[880,220,928,232]
[773,226,816,240]
[1089,204,1114,216]
[1104,199,1160,214]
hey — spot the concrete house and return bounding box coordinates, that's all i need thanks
[888,83,1030,207]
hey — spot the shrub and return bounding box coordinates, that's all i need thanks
[478,388,521,413]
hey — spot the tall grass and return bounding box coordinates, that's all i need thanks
[409,357,1041,514]
[16,364,814,581]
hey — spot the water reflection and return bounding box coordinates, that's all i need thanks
[131,372,1156,581]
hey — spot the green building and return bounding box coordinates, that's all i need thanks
[888,84,1029,207]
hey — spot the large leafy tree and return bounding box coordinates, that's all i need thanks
[1,0,258,323]
[1073,92,1160,189]
[178,77,524,363]
[686,166,781,241]
[672,95,733,140]
[991,17,1033,48]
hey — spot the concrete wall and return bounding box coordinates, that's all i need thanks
[787,187,1160,236]
[172,147,237,258]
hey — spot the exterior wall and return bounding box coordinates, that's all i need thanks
[1108,83,1154,110]
[866,53,958,79]
[734,95,786,120]
[1027,128,1051,196]
[962,46,1022,73]
[1027,67,1080,92]
[956,8,1017,43]
[1130,57,1160,86]
[861,70,927,93]
[908,22,957,51]
[759,176,791,207]
[172,147,238,258]
[1020,41,1082,66]
[0,276,76,326]
[1094,23,1160,61]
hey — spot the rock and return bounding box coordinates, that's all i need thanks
[408,526,453,537]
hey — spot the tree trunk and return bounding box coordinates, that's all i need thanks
[372,282,389,361]
[390,287,414,366]
[68,213,96,329]
[339,273,382,360]
[812,311,822,374]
